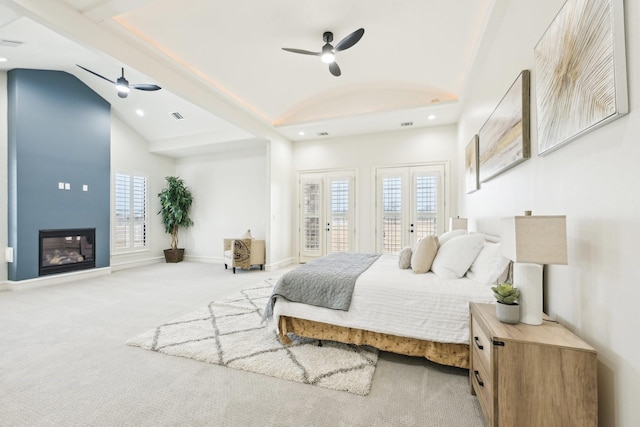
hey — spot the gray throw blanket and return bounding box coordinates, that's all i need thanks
[262,252,381,322]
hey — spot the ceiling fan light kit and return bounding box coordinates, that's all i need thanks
[77,65,161,99]
[282,28,364,76]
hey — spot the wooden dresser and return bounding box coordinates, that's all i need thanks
[469,303,597,426]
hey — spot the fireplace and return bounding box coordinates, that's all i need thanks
[39,228,96,276]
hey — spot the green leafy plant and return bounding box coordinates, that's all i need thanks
[157,176,194,251]
[491,283,520,305]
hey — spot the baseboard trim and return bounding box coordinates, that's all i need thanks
[7,267,112,291]
[110,256,164,272]
[266,257,295,271]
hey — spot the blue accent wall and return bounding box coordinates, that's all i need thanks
[7,69,111,281]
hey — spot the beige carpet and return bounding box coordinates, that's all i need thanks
[0,262,486,426]
[127,280,379,395]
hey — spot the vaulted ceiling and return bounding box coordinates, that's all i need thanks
[0,0,501,156]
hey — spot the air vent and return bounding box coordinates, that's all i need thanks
[400,121,413,127]
[169,111,184,120]
[317,132,329,136]
[0,39,24,48]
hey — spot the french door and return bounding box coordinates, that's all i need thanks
[376,164,446,254]
[299,170,355,263]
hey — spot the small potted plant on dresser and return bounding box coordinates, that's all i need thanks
[157,176,194,263]
[491,283,520,324]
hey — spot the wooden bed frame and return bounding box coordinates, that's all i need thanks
[278,315,470,369]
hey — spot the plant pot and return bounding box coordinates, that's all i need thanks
[163,248,185,263]
[495,302,520,324]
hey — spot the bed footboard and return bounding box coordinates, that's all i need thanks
[278,316,469,369]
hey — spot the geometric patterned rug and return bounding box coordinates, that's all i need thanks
[126,280,379,395]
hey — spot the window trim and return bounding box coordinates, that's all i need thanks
[112,171,149,254]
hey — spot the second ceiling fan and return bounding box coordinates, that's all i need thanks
[282,28,365,77]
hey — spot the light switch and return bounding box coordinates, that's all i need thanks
[82,185,88,192]
[5,247,13,263]
[58,182,64,190]
[64,183,70,190]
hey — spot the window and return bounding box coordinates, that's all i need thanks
[114,172,147,251]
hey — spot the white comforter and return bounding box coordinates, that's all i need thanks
[271,254,496,344]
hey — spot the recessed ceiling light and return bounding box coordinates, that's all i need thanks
[298,131,305,136]
[136,109,144,117]
[428,115,436,120]
[0,57,7,62]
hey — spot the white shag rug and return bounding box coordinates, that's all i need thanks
[126,280,379,395]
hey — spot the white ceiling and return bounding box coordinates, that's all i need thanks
[0,0,499,157]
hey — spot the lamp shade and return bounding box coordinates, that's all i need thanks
[449,217,468,231]
[501,215,568,265]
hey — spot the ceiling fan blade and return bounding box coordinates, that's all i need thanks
[76,64,115,84]
[131,84,162,91]
[334,28,365,52]
[329,62,341,77]
[282,47,321,56]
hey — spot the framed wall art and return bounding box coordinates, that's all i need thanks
[534,0,628,155]
[465,134,479,194]
[478,70,531,183]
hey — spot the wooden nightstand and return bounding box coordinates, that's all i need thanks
[469,302,597,426]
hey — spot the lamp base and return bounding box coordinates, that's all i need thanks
[513,262,543,325]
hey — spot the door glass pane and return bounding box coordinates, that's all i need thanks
[303,182,321,251]
[414,174,438,240]
[331,179,350,252]
[382,177,402,254]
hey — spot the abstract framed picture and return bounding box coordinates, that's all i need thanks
[465,135,479,194]
[534,0,628,155]
[478,70,531,183]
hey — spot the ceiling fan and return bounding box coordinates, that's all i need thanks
[76,65,161,98]
[282,28,365,77]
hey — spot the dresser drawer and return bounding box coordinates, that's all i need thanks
[471,314,492,369]
[471,345,493,422]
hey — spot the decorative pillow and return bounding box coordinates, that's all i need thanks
[438,229,468,247]
[411,235,439,274]
[431,234,485,279]
[241,229,253,239]
[398,246,412,269]
[466,242,511,285]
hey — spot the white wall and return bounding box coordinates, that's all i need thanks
[110,116,175,270]
[293,125,458,253]
[457,1,639,425]
[176,147,268,264]
[0,72,7,286]
[267,138,295,268]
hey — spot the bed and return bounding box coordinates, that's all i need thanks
[264,232,510,369]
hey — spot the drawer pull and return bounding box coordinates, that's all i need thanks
[474,370,484,387]
[474,336,484,350]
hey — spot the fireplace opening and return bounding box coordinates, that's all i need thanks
[39,228,96,276]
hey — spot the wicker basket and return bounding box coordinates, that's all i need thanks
[163,248,185,263]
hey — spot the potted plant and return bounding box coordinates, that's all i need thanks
[157,176,194,263]
[491,283,520,324]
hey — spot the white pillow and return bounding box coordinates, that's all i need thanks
[466,242,511,285]
[438,229,468,246]
[398,246,412,269]
[431,234,485,279]
[411,235,439,274]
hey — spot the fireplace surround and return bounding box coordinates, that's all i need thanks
[39,228,96,276]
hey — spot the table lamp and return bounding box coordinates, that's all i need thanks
[449,217,468,231]
[500,213,567,325]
